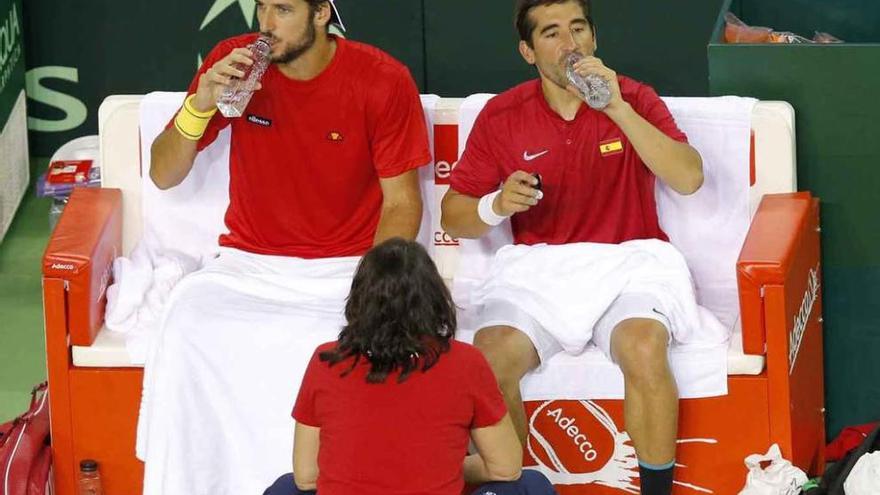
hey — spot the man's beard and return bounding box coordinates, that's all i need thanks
[539,62,573,92]
[270,21,317,64]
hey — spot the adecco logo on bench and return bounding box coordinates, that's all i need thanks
[433,124,458,185]
[789,264,820,375]
[527,400,715,492]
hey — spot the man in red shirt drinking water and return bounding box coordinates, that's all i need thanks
[441,1,704,494]
[139,1,432,493]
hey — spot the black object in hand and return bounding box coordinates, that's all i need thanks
[532,173,543,191]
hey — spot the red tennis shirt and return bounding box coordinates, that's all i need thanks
[177,34,431,258]
[450,77,688,245]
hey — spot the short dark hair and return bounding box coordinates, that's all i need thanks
[515,0,594,46]
[319,238,457,384]
[305,0,331,33]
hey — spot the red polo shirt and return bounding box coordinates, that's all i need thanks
[292,341,507,495]
[174,34,431,258]
[450,77,688,245]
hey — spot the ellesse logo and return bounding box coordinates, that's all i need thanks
[247,114,271,127]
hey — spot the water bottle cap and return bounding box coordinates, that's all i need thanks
[80,459,98,472]
[253,36,272,55]
[565,52,583,66]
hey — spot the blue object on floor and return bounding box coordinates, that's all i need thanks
[263,469,557,495]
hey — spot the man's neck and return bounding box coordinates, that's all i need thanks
[275,35,337,81]
[541,77,583,122]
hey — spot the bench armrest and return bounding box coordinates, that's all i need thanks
[737,192,820,355]
[42,188,122,346]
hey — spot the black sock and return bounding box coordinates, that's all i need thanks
[639,460,674,495]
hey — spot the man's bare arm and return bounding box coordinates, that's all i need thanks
[373,169,424,244]
[150,47,258,190]
[441,171,540,239]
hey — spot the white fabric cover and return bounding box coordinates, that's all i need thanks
[136,249,357,494]
[454,94,757,400]
[472,240,726,355]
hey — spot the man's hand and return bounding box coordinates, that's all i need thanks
[565,56,624,114]
[191,47,263,113]
[493,171,542,217]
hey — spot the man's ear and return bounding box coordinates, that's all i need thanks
[314,1,332,28]
[519,40,536,65]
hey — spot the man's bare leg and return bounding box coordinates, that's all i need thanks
[473,326,541,446]
[611,318,678,494]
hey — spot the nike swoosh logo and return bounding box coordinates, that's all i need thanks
[523,150,549,161]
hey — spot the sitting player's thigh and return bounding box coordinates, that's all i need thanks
[592,293,672,364]
[473,300,555,375]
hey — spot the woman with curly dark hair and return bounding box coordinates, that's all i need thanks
[264,238,556,495]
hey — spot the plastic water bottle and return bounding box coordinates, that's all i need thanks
[78,459,103,495]
[565,52,612,110]
[216,36,272,118]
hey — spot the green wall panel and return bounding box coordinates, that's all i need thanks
[21,0,424,156]
[710,0,880,439]
[737,0,880,42]
[424,0,726,97]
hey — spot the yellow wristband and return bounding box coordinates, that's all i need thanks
[174,94,217,141]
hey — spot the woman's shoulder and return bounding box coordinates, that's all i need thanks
[315,341,337,353]
[308,341,340,368]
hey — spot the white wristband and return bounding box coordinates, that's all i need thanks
[477,190,510,226]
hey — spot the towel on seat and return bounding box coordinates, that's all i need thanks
[136,248,358,495]
[472,240,726,356]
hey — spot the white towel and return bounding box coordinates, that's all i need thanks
[658,96,757,329]
[136,248,358,495]
[472,240,726,355]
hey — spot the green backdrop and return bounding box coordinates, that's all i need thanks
[709,0,880,440]
[21,0,725,156]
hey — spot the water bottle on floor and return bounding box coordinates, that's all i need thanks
[565,52,612,110]
[217,36,272,118]
[78,459,104,495]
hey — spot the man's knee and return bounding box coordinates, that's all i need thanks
[612,319,670,378]
[473,326,538,385]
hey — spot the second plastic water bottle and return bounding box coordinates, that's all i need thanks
[217,35,272,118]
[565,52,612,110]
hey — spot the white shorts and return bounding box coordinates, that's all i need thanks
[478,292,672,367]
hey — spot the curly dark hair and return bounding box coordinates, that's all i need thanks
[319,238,457,384]
[515,0,594,47]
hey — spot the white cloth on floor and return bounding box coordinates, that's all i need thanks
[136,248,358,495]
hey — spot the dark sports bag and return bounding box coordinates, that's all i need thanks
[803,423,880,494]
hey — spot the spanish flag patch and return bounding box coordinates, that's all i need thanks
[599,138,624,157]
